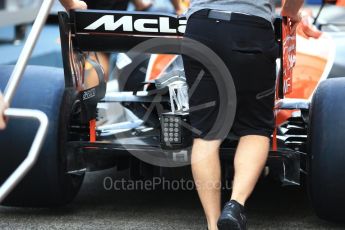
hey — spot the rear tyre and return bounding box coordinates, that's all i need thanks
[0,65,84,207]
[308,78,345,222]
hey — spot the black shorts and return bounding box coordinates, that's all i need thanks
[182,10,279,139]
[84,0,129,10]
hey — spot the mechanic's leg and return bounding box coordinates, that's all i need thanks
[191,138,222,230]
[230,135,270,205]
[0,91,8,130]
[85,52,110,88]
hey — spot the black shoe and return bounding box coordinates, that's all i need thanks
[217,200,247,230]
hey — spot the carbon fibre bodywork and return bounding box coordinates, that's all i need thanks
[57,8,345,186]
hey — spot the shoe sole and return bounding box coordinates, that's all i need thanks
[217,217,242,230]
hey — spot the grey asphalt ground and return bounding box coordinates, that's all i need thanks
[0,168,345,230]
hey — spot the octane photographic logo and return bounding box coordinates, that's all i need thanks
[114,37,237,167]
[103,176,233,191]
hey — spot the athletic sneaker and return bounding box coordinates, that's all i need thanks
[217,200,247,230]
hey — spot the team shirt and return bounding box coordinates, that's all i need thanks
[187,0,275,23]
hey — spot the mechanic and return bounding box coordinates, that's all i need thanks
[182,0,309,230]
[0,91,7,130]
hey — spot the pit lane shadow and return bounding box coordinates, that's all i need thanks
[0,167,345,229]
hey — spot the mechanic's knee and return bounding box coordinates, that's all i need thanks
[239,135,270,143]
[192,138,222,152]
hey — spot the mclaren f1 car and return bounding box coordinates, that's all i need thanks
[0,0,345,223]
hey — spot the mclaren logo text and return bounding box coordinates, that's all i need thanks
[84,15,186,34]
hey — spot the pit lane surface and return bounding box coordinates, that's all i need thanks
[0,168,344,230]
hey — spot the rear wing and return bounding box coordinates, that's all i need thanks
[58,10,187,88]
[58,10,289,98]
[60,10,186,52]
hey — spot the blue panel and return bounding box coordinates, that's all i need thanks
[307,0,322,4]
[0,25,62,68]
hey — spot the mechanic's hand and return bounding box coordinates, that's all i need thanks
[133,0,153,11]
[297,13,323,39]
[175,8,185,15]
[284,12,302,36]
[0,92,8,130]
[60,0,87,11]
